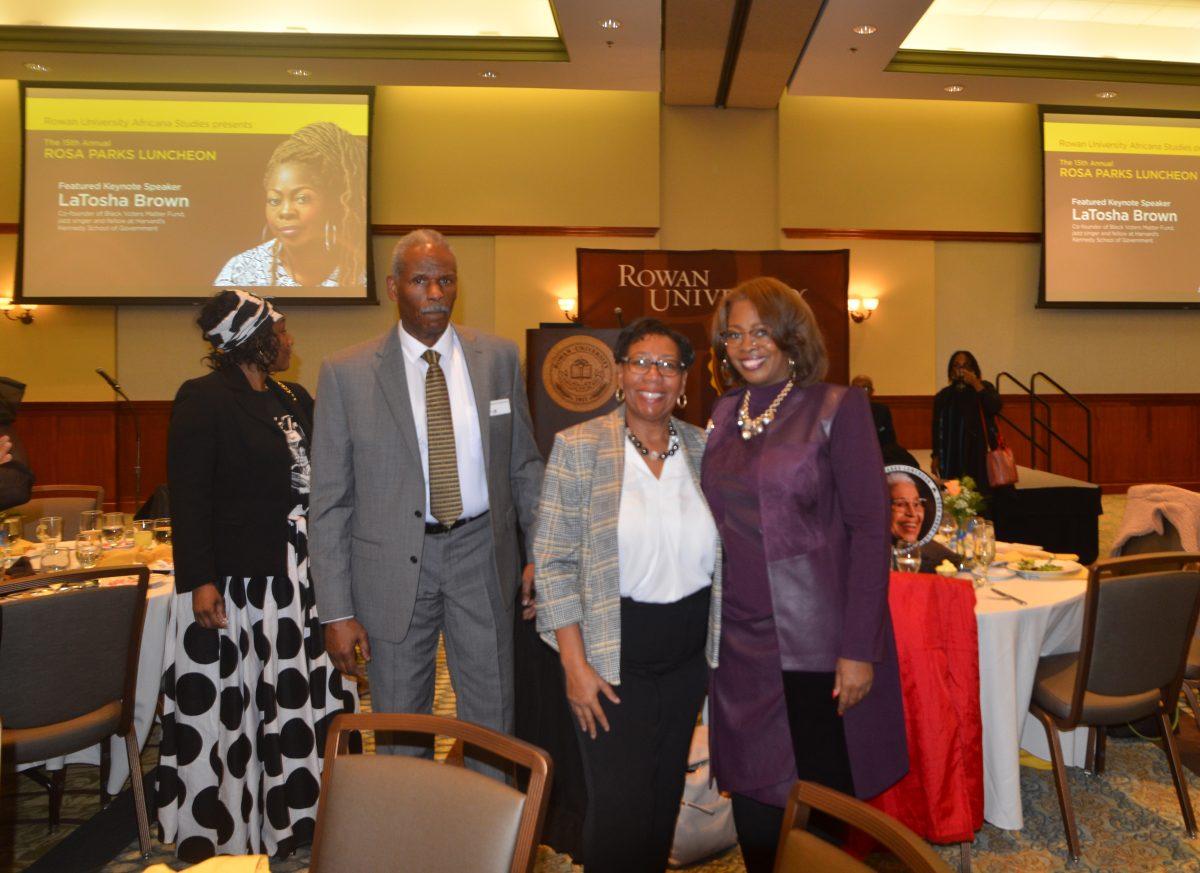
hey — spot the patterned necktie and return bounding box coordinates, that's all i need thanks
[422,349,463,527]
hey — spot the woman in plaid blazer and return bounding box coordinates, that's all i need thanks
[534,317,723,873]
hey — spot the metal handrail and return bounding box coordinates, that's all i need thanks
[1031,371,1093,481]
[994,371,1052,470]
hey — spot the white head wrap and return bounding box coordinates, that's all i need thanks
[204,290,282,351]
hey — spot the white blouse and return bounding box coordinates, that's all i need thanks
[617,438,717,603]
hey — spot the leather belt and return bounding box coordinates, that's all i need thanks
[425,511,489,535]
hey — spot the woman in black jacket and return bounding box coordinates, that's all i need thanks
[158,290,356,861]
[931,350,1002,493]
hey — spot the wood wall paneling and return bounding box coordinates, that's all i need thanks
[877,393,1200,493]
[15,402,170,513]
[12,395,1198,506]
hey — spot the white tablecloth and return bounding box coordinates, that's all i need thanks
[975,575,1088,830]
[21,574,173,795]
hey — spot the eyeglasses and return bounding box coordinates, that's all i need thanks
[890,498,927,512]
[720,328,772,347]
[619,355,687,377]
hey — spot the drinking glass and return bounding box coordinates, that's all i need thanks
[77,531,102,569]
[971,521,997,588]
[80,509,103,538]
[41,545,71,571]
[2,516,20,542]
[153,519,172,546]
[133,519,156,550]
[101,512,126,548]
[893,543,921,573]
[36,516,63,546]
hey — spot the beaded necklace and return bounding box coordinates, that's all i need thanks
[626,420,680,461]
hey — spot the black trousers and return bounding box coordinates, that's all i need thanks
[573,587,711,873]
[731,671,855,873]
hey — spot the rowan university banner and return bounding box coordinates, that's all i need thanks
[576,249,850,426]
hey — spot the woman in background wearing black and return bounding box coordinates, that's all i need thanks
[931,350,1002,492]
[159,290,356,861]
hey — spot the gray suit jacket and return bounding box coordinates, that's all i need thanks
[309,325,544,643]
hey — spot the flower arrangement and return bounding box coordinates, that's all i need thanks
[942,476,985,523]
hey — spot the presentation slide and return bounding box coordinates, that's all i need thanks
[1042,110,1200,308]
[19,86,373,303]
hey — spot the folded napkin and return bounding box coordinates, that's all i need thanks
[5,537,37,556]
[144,857,268,873]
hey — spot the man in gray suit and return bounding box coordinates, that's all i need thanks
[310,229,543,753]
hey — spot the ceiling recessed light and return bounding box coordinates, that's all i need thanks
[944,84,964,93]
[1096,90,1118,99]
[599,18,621,30]
[286,68,310,78]
[481,70,498,79]
[23,62,49,73]
[852,25,877,35]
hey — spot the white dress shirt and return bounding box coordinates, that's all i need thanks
[399,324,490,523]
[617,438,717,603]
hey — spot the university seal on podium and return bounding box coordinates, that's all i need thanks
[541,335,617,413]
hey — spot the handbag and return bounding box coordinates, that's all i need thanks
[668,724,737,867]
[979,403,1018,487]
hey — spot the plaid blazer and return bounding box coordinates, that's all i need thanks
[534,408,723,685]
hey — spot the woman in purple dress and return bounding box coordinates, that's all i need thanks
[700,277,908,872]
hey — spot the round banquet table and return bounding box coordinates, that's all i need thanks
[16,546,174,795]
[975,574,1089,830]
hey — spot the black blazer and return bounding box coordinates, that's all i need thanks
[167,367,313,593]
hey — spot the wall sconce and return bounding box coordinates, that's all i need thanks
[847,297,879,324]
[0,297,36,325]
[557,296,579,323]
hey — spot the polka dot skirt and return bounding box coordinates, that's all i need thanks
[156,504,357,861]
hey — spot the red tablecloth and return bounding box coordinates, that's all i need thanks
[870,572,984,844]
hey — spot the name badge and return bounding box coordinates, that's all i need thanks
[490,398,512,417]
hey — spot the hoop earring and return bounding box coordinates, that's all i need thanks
[676,394,688,410]
[261,223,271,243]
[324,222,336,251]
[615,387,625,403]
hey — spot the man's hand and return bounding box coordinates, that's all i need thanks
[520,563,536,621]
[192,583,227,629]
[833,657,874,716]
[325,618,371,678]
[0,435,12,465]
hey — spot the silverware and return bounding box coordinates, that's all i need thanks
[989,587,1028,606]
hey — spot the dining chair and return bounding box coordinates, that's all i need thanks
[1114,521,1200,729]
[11,484,106,540]
[1028,551,1200,861]
[0,565,151,856]
[309,712,553,873]
[773,781,952,873]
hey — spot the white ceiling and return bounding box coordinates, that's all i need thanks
[903,0,1200,63]
[0,0,560,37]
[0,0,1198,111]
[790,0,1200,111]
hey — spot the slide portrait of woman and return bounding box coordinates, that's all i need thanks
[215,122,366,289]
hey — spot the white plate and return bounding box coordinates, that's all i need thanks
[1010,559,1083,579]
[986,565,1017,581]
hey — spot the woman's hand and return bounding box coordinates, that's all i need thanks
[520,563,536,621]
[963,370,983,391]
[0,434,12,465]
[192,583,227,629]
[562,657,621,739]
[833,657,873,716]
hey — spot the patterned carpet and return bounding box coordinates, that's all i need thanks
[16,492,1199,873]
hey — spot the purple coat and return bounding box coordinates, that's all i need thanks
[703,382,908,802]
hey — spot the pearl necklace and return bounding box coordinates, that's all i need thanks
[626,421,680,461]
[737,379,795,440]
